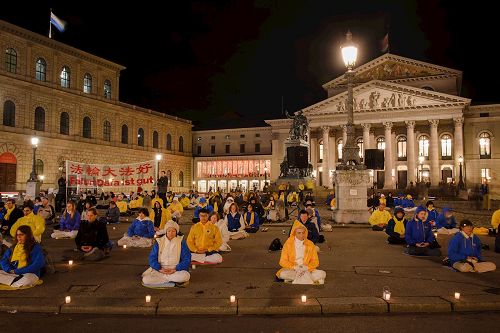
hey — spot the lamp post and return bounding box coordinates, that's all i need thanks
[418,154,425,183]
[155,154,162,191]
[458,156,465,190]
[339,31,364,170]
[29,137,39,181]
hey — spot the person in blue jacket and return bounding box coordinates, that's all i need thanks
[243,203,260,233]
[117,208,155,248]
[405,206,441,256]
[0,225,45,288]
[401,195,415,209]
[142,220,191,286]
[435,207,459,235]
[448,220,496,273]
[192,197,213,223]
[425,200,439,226]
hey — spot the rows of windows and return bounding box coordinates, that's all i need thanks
[4,48,112,99]
[2,101,186,151]
[198,143,262,155]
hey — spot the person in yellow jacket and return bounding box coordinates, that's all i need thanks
[179,194,190,209]
[491,208,500,231]
[167,197,184,221]
[368,202,392,231]
[10,202,45,243]
[276,222,325,284]
[129,196,143,210]
[151,192,164,209]
[187,208,222,264]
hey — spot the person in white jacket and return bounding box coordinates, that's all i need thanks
[210,212,231,252]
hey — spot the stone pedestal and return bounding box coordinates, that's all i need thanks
[25,180,40,199]
[332,170,371,224]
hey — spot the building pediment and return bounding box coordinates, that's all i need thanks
[322,53,462,89]
[303,80,470,116]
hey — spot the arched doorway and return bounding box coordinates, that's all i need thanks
[0,152,17,192]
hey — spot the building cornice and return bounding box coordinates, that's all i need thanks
[192,126,271,134]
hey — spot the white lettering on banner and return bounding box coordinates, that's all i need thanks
[66,160,156,188]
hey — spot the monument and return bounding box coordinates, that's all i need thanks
[332,31,371,224]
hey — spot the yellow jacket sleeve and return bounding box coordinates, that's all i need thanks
[186,225,197,252]
[492,210,500,230]
[306,243,320,272]
[279,240,295,269]
[33,215,46,238]
[208,226,222,252]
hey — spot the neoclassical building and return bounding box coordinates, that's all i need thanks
[0,20,192,193]
[266,54,499,196]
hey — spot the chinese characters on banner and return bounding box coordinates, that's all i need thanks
[66,160,156,189]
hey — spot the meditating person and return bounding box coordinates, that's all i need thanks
[243,203,260,233]
[385,207,407,244]
[100,201,120,224]
[10,202,45,243]
[405,206,441,256]
[448,220,496,273]
[81,201,93,221]
[402,195,416,211]
[167,197,184,221]
[291,210,319,244]
[425,200,439,226]
[186,209,223,264]
[150,201,170,234]
[1,199,23,237]
[369,203,391,231]
[210,212,231,252]
[118,208,155,248]
[305,202,321,230]
[51,200,81,239]
[276,223,326,284]
[491,208,500,232]
[63,208,111,261]
[193,198,213,223]
[179,194,190,209]
[224,203,248,240]
[436,207,459,235]
[0,225,45,288]
[142,220,191,287]
[265,196,279,222]
[223,197,235,215]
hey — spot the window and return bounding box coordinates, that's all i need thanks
[441,134,452,158]
[5,48,17,73]
[255,143,261,153]
[35,159,44,176]
[397,136,407,160]
[104,80,112,99]
[211,136,215,140]
[377,137,386,150]
[35,58,47,81]
[167,134,172,150]
[418,135,429,157]
[211,145,216,154]
[481,168,491,183]
[240,144,245,153]
[225,135,230,139]
[121,124,128,144]
[82,117,92,138]
[3,100,15,127]
[83,73,92,93]
[60,112,69,135]
[138,128,144,146]
[197,146,202,155]
[225,144,230,154]
[479,132,491,158]
[255,133,260,137]
[179,136,184,152]
[153,131,159,148]
[60,66,71,88]
[34,107,45,131]
[103,120,111,141]
[337,139,343,161]
[357,138,364,159]
[240,134,245,138]
[178,171,184,187]
[319,140,324,161]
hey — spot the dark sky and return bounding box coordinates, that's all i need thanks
[1,1,495,129]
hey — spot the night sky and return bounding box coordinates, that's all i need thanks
[1,1,495,129]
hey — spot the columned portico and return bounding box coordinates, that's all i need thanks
[321,126,330,186]
[429,119,440,186]
[383,122,394,188]
[406,121,416,185]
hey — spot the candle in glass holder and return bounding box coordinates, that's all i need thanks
[383,286,391,301]
[123,245,127,249]
[192,264,196,269]
[145,295,151,303]
[454,292,460,300]
[65,296,71,304]
[301,295,307,303]
[68,260,73,266]
[230,295,236,303]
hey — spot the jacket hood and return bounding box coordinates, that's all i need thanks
[442,207,452,214]
[290,220,309,239]
[415,206,426,216]
[394,206,405,216]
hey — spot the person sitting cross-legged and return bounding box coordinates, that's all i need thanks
[276,223,326,284]
[447,219,496,273]
[187,208,223,264]
[436,207,459,235]
[51,200,81,239]
[209,212,231,252]
[386,207,407,245]
[224,203,248,240]
[0,225,45,288]
[118,208,155,248]
[243,203,260,233]
[142,220,191,287]
[369,202,391,231]
[405,206,441,256]
[10,202,45,243]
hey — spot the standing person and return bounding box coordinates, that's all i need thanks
[51,201,81,239]
[10,202,45,243]
[37,197,55,225]
[405,206,441,256]
[386,207,407,244]
[448,220,496,273]
[186,209,222,264]
[0,225,45,288]
[157,171,169,206]
[1,199,23,237]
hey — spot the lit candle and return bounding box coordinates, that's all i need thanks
[123,245,127,249]
[454,292,460,300]
[68,260,73,266]
[301,295,307,303]
[113,227,116,230]
[65,296,71,304]
[383,292,391,301]
[230,295,236,303]
[145,295,151,303]
[434,232,438,238]
[192,264,196,269]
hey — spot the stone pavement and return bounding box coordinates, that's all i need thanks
[1,206,499,316]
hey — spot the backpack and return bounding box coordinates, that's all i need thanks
[268,238,283,252]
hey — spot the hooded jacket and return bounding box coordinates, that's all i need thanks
[59,210,81,231]
[193,199,214,219]
[127,217,155,238]
[186,221,222,252]
[289,219,319,244]
[425,207,439,223]
[148,235,191,272]
[435,208,457,229]
[447,231,483,265]
[386,207,407,238]
[405,206,435,246]
[0,243,45,277]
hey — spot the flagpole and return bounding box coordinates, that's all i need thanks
[49,8,52,39]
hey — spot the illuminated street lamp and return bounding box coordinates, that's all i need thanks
[29,137,39,181]
[458,156,465,190]
[418,154,425,183]
[155,154,162,191]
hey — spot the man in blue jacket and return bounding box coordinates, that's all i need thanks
[436,207,459,235]
[405,206,441,256]
[142,220,191,287]
[447,220,496,273]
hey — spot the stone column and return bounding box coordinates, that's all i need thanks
[405,121,416,186]
[271,133,280,181]
[322,126,330,187]
[342,125,348,147]
[429,119,440,186]
[383,122,394,188]
[362,123,371,159]
[453,117,464,182]
[328,131,336,174]
[310,135,318,185]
